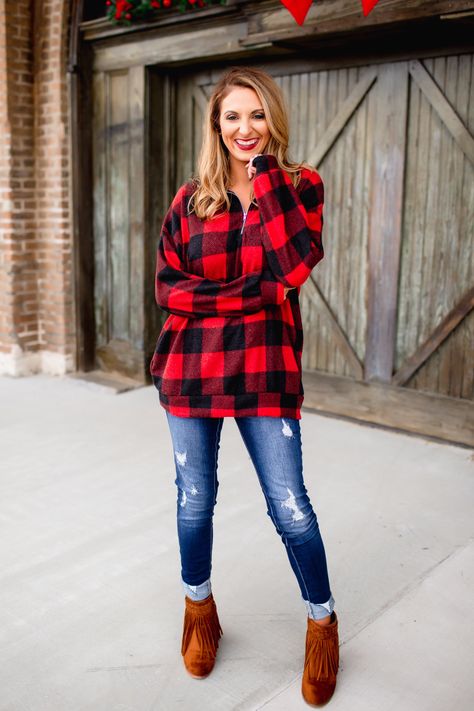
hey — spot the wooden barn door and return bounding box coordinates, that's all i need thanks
[91,66,147,381]
[169,54,473,445]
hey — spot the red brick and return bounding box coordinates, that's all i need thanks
[1,0,73,371]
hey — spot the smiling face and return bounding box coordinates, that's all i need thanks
[218,86,271,170]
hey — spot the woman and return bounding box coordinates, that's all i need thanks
[150,66,339,706]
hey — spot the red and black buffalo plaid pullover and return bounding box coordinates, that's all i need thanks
[150,153,324,419]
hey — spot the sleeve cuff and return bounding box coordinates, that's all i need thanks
[252,153,280,175]
[261,278,286,305]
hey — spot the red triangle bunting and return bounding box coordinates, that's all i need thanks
[361,0,380,16]
[279,0,313,26]
[279,1,382,25]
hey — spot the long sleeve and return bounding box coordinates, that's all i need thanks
[252,154,324,288]
[155,187,285,318]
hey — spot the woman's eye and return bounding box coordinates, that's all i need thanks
[226,114,265,120]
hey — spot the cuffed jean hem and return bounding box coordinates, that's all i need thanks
[304,594,336,620]
[182,577,334,619]
[182,577,212,601]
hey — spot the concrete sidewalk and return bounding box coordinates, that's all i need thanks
[0,374,472,711]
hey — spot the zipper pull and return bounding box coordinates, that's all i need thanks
[240,210,247,236]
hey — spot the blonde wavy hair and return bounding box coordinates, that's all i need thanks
[189,66,315,220]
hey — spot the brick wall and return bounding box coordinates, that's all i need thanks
[0,0,74,376]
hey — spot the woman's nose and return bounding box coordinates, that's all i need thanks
[238,120,252,135]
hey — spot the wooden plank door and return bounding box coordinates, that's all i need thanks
[92,65,146,381]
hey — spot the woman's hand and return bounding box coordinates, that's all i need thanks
[245,153,262,181]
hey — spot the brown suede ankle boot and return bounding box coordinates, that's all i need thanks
[301,611,339,706]
[181,593,223,679]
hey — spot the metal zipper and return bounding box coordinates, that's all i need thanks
[241,210,248,236]
[228,189,250,237]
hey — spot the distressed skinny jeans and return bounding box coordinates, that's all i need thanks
[165,411,335,621]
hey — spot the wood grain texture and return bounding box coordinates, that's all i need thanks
[305,274,364,379]
[302,369,474,447]
[409,59,474,164]
[92,66,147,380]
[306,68,377,168]
[128,65,145,349]
[397,55,474,400]
[274,65,372,378]
[108,70,130,342]
[365,62,408,382]
[92,22,248,72]
[393,287,474,386]
[92,71,107,350]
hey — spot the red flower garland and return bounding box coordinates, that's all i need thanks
[105,0,226,24]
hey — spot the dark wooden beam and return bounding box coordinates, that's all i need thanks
[69,0,96,371]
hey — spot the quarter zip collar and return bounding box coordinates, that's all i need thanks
[227,189,257,213]
[227,189,257,236]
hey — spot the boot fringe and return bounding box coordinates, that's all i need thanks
[181,604,223,659]
[304,630,339,682]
